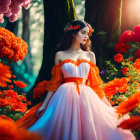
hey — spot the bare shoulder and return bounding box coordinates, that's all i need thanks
[87,51,96,65]
[54,51,63,65]
[87,51,95,57]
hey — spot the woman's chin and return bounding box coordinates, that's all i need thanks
[81,42,86,45]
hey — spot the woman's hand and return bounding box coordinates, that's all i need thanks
[35,105,46,118]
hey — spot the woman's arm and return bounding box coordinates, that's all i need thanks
[36,52,62,117]
[40,91,54,108]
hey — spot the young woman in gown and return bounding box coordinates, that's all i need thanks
[15,20,136,140]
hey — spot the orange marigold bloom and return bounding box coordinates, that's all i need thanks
[0,63,12,87]
[133,58,140,73]
[0,115,14,122]
[118,115,140,130]
[12,75,16,78]
[8,85,13,89]
[122,67,127,75]
[114,53,124,63]
[33,80,48,99]
[0,119,19,140]
[0,119,42,140]
[104,77,129,97]
[0,27,28,62]
[116,91,140,114]
[27,101,31,105]
[13,80,27,88]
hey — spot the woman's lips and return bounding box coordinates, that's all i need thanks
[83,39,86,42]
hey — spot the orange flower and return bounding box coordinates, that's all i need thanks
[133,58,140,73]
[118,115,140,130]
[33,80,48,99]
[122,67,127,75]
[8,85,13,89]
[0,119,42,140]
[128,57,133,61]
[18,128,42,140]
[12,75,16,78]
[114,53,124,63]
[0,115,14,122]
[27,101,31,105]
[116,91,140,114]
[0,63,12,87]
[0,27,28,62]
[0,119,19,140]
[0,90,28,113]
[104,77,129,97]
[13,80,27,88]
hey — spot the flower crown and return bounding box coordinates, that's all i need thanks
[64,23,81,32]
[64,22,94,36]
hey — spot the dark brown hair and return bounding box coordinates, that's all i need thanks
[57,20,94,52]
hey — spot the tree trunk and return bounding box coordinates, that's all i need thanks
[22,8,33,74]
[27,0,76,106]
[85,0,123,68]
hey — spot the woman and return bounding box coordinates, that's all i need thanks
[16,20,136,140]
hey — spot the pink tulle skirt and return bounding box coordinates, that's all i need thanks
[28,83,136,140]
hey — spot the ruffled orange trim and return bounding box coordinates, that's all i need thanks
[87,65,105,99]
[54,59,97,68]
[45,65,64,92]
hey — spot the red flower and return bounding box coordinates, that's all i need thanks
[118,115,140,130]
[132,25,140,42]
[114,53,124,63]
[13,80,27,88]
[8,85,13,89]
[12,75,16,78]
[27,101,31,105]
[69,25,73,29]
[115,43,130,53]
[128,57,133,61]
[122,67,127,75]
[119,30,134,44]
[136,49,140,59]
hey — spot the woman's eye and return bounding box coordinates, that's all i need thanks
[81,31,86,34]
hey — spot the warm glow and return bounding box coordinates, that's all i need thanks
[128,0,140,18]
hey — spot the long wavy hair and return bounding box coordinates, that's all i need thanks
[57,21,94,52]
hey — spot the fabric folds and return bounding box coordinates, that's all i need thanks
[87,65,105,99]
[45,65,64,92]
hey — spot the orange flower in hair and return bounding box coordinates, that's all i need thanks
[88,25,94,36]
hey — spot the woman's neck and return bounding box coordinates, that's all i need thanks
[68,40,82,52]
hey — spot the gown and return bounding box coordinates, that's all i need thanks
[28,59,136,140]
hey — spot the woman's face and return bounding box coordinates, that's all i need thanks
[74,26,89,44]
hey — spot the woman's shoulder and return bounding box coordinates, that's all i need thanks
[87,51,95,57]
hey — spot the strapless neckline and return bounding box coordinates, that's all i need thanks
[54,59,96,67]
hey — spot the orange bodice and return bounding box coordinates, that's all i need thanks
[34,59,105,99]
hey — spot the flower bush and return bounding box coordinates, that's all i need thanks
[0,28,30,121]
[0,27,28,62]
[103,24,140,138]
[0,0,32,23]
